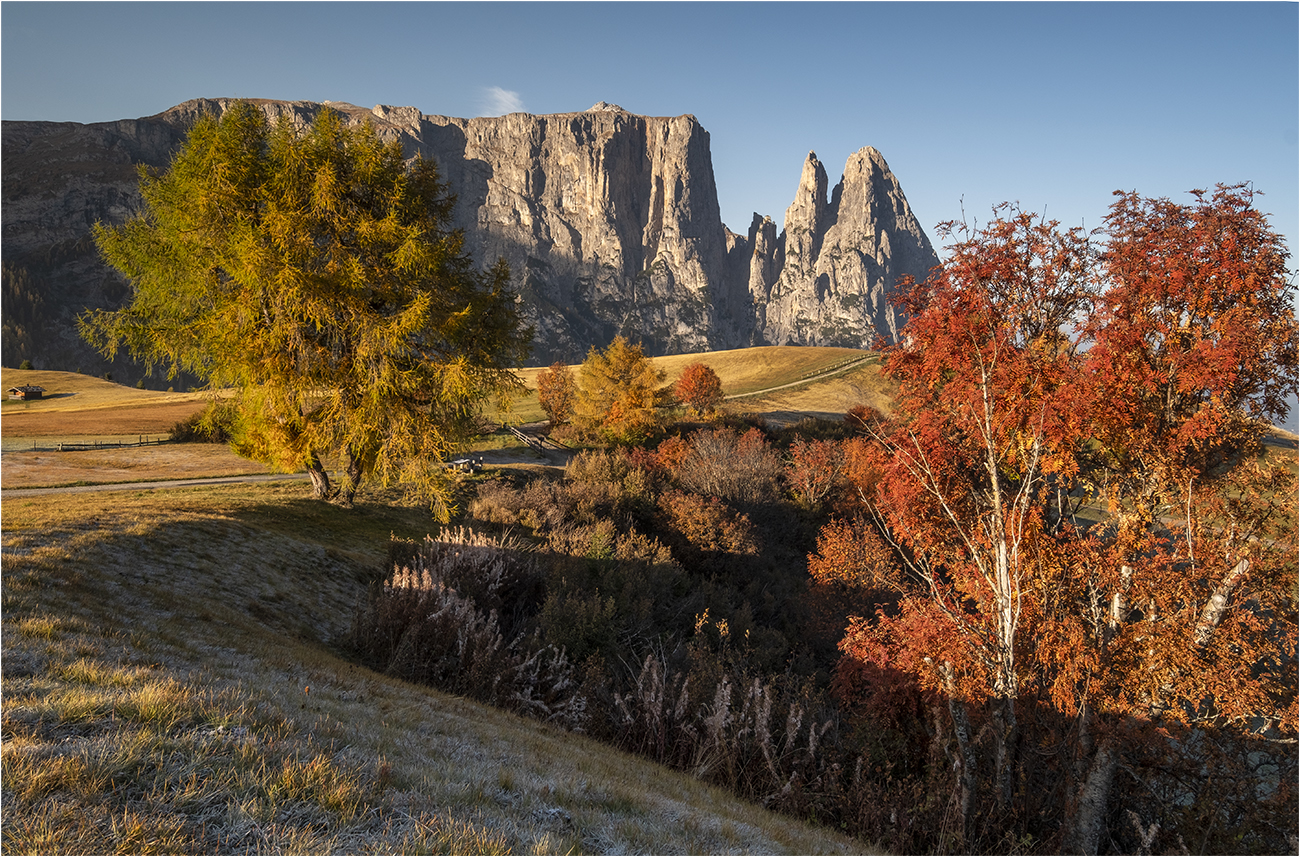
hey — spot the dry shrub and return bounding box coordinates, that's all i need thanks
[470,478,573,532]
[673,428,783,504]
[658,491,758,556]
[352,528,583,730]
[844,403,886,434]
[611,648,839,813]
[786,438,844,508]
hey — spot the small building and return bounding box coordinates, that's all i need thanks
[8,385,45,400]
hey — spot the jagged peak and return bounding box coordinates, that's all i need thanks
[587,101,627,113]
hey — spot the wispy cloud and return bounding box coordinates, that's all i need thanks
[478,86,524,117]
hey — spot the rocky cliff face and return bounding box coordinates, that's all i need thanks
[1,98,937,378]
[753,149,937,347]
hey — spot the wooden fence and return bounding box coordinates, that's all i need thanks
[27,437,172,452]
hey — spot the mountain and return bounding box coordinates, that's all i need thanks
[1,98,939,376]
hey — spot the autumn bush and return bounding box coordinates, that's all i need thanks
[657,491,759,558]
[786,437,844,509]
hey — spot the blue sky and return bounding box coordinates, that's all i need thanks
[4,1,1296,260]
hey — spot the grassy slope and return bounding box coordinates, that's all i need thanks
[1,482,870,854]
[505,345,877,424]
[0,348,888,489]
[2,368,211,442]
[4,348,876,434]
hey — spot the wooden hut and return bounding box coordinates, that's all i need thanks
[8,385,45,400]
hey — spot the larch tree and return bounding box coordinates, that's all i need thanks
[80,102,530,516]
[573,336,670,445]
[536,361,577,425]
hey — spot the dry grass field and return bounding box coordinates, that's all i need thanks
[1,481,872,854]
[0,351,885,853]
[504,345,879,424]
[3,348,889,489]
[2,368,210,435]
[2,369,269,489]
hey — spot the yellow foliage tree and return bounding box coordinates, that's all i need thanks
[573,336,670,445]
[81,102,530,515]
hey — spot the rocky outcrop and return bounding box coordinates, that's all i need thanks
[753,148,938,347]
[1,98,937,378]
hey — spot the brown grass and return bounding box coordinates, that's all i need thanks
[1,445,275,490]
[1,368,210,434]
[1,482,874,854]
[496,345,877,425]
[735,360,894,424]
[2,401,209,438]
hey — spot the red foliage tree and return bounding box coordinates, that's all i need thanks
[1060,185,1300,851]
[674,362,725,416]
[816,190,1298,851]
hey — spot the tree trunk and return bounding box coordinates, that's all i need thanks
[992,691,1018,810]
[306,452,333,500]
[338,450,364,506]
[1065,737,1118,855]
[941,661,977,841]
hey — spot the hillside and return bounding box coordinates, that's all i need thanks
[1,480,872,854]
[2,347,890,487]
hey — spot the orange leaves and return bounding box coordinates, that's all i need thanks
[807,516,898,591]
[536,361,576,425]
[657,490,759,556]
[786,437,843,508]
[574,336,670,445]
[673,362,725,416]
[1088,183,1298,485]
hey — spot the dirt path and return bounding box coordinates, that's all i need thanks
[725,355,878,400]
[0,444,566,497]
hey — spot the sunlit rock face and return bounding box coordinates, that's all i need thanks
[754,148,939,348]
[1,98,937,372]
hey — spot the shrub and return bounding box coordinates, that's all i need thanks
[470,477,573,533]
[673,428,784,504]
[18,359,32,370]
[844,404,886,434]
[352,528,583,729]
[658,491,759,557]
[786,438,843,508]
[539,590,618,662]
[169,401,237,443]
